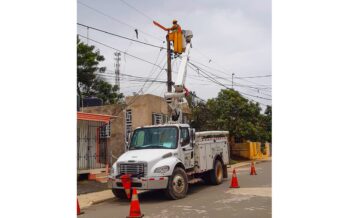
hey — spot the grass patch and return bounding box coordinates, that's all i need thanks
[229,159,238,165]
[229,155,250,165]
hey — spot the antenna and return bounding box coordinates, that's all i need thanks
[114,52,121,87]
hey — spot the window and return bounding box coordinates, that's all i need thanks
[130,127,178,149]
[180,127,190,146]
[125,109,132,139]
[100,121,111,138]
[152,113,163,125]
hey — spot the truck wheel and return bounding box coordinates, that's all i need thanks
[165,167,188,200]
[210,160,223,185]
[112,188,128,200]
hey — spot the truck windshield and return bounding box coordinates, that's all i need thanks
[130,127,178,149]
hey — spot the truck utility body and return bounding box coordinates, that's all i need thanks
[108,124,229,199]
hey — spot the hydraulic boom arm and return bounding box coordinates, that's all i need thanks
[164,30,193,122]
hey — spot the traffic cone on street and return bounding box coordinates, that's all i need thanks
[126,189,144,218]
[121,174,132,199]
[77,198,81,215]
[230,169,240,188]
[250,161,257,175]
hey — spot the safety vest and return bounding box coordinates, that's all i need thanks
[172,24,182,33]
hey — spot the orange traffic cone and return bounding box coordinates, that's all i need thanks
[230,169,240,188]
[250,161,257,175]
[121,174,132,199]
[77,198,81,215]
[127,189,144,218]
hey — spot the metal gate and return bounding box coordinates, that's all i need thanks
[77,120,108,170]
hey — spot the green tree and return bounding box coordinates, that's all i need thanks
[192,89,271,142]
[91,80,124,104]
[77,36,123,105]
[77,37,106,96]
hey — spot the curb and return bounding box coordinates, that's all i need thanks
[80,196,115,209]
[79,190,147,209]
[228,158,271,169]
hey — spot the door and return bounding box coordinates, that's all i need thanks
[179,127,194,169]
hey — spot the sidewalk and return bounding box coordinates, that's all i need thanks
[77,157,272,209]
[78,190,114,209]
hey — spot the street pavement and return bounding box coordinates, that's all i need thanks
[79,161,271,218]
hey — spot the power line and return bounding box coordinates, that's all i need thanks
[190,58,271,88]
[77,1,163,42]
[190,59,231,77]
[115,49,167,116]
[122,62,167,112]
[188,62,272,102]
[77,34,163,69]
[190,60,272,92]
[235,75,272,79]
[77,23,165,49]
[119,0,154,22]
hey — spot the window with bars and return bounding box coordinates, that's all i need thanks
[152,113,163,125]
[100,121,111,138]
[152,113,168,125]
[125,109,132,138]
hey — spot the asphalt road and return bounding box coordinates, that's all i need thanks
[80,161,271,218]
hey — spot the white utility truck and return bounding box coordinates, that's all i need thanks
[108,27,230,200]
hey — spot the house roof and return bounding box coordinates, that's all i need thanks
[77,112,112,123]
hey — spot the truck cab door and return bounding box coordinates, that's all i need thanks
[179,127,194,169]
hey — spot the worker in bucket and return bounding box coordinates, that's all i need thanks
[166,19,182,33]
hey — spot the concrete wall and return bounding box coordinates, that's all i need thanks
[126,94,192,127]
[82,104,125,164]
[126,94,170,129]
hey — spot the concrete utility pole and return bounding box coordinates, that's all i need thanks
[232,73,235,89]
[166,34,172,92]
[114,52,121,87]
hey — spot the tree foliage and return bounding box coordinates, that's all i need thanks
[190,89,272,142]
[91,80,124,104]
[77,37,123,104]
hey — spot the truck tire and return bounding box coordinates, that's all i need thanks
[210,159,223,185]
[112,188,128,200]
[165,167,188,200]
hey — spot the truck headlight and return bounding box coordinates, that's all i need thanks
[154,165,170,174]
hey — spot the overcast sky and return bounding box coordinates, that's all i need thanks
[77,0,271,108]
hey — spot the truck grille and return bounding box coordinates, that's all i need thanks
[118,162,147,177]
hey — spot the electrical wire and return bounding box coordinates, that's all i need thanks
[187,63,272,103]
[77,1,163,42]
[78,34,163,69]
[118,0,154,22]
[235,75,272,79]
[77,23,165,49]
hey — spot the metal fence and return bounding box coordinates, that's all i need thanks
[77,120,109,170]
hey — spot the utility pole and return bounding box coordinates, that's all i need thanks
[114,52,121,88]
[166,34,172,92]
[232,73,235,90]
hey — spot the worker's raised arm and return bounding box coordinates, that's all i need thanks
[153,21,168,31]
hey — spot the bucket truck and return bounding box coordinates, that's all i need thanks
[108,23,230,200]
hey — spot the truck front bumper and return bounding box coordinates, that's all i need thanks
[108,176,169,190]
